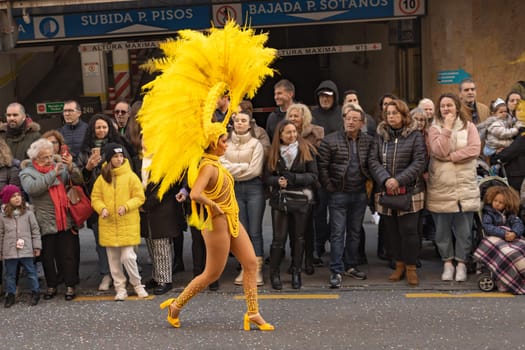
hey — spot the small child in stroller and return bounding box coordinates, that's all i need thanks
[474,185,525,294]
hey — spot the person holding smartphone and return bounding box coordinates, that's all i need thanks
[368,99,426,286]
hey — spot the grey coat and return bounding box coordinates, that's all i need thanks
[19,157,83,235]
[0,208,41,260]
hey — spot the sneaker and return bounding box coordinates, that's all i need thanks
[441,262,455,281]
[455,263,467,282]
[329,273,342,289]
[115,289,128,301]
[98,274,112,291]
[344,267,367,280]
[134,285,149,298]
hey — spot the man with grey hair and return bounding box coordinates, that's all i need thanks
[317,103,374,288]
[59,100,88,162]
[458,78,489,124]
[1,102,41,162]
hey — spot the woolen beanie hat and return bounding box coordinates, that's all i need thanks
[0,184,21,204]
[102,142,124,163]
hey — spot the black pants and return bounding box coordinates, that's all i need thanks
[41,230,80,288]
[271,208,308,271]
[381,212,420,266]
[191,226,206,276]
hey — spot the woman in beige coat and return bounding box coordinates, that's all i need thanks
[426,93,481,282]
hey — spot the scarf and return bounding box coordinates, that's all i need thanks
[6,118,32,138]
[280,141,298,169]
[32,160,69,231]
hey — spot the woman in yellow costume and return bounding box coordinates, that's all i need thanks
[138,21,276,330]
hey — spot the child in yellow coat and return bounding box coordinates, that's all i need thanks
[91,143,147,301]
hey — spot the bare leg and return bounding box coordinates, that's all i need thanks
[169,217,231,318]
[230,223,271,326]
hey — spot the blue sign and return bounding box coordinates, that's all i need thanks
[437,69,471,85]
[16,6,210,43]
[241,0,425,26]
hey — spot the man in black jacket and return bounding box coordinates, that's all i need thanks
[265,79,295,142]
[317,104,373,288]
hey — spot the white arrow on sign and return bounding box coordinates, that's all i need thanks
[287,11,347,21]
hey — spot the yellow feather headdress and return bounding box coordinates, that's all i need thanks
[138,21,276,198]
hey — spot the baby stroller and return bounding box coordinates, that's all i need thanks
[473,159,510,292]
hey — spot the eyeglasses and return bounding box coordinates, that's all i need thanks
[37,155,53,161]
[114,110,128,115]
[63,109,79,113]
[5,113,19,117]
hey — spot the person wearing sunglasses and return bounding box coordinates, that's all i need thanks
[113,101,131,136]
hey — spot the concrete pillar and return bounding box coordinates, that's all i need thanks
[79,47,108,107]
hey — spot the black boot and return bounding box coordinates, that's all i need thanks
[377,226,388,261]
[30,291,40,306]
[269,247,283,290]
[291,269,302,289]
[292,240,304,289]
[4,293,15,308]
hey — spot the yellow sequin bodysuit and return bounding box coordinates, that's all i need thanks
[189,153,240,237]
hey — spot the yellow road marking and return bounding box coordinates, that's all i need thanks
[405,292,514,298]
[235,294,339,300]
[74,295,155,301]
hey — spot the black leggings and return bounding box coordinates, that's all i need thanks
[271,208,308,270]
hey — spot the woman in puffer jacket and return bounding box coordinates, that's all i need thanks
[369,99,426,286]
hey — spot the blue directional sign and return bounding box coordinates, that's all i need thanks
[437,69,471,85]
[16,6,210,43]
[240,0,425,26]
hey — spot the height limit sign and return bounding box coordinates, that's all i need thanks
[394,0,425,16]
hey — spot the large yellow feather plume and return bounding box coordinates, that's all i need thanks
[138,21,276,198]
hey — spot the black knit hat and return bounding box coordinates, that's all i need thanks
[102,142,125,163]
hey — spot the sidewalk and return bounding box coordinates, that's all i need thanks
[70,209,481,296]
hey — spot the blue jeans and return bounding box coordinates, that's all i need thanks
[235,177,265,257]
[329,191,368,274]
[5,258,39,294]
[432,212,474,262]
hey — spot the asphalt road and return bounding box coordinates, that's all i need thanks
[2,211,523,349]
[1,288,523,349]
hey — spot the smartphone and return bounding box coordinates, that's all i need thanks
[91,147,100,156]
[60,144,70,157]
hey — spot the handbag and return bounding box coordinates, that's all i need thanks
[279,188,314,213]
[67,184,94,226]
[378,140,413,212]
[378,192,412,211]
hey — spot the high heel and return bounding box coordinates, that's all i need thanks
[243,313,274,331]
[160,298,181,328]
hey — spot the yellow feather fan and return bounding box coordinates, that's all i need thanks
[138,21,276,198]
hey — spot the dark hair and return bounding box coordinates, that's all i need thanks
[267,120,316,171]
[484,186,520,215]
[458,78,476,91]
[343,89,358,98]
[80,114,123,151]
[126,100,142,153]
[383,99,411,127]
[230,111,256,138]
[274,79,295,95]
[436,93,468,129]
[239,100,254,116]
[63,100,81,111]
[505,91,523,109]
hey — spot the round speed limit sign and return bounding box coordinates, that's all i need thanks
[398,0,421,15]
